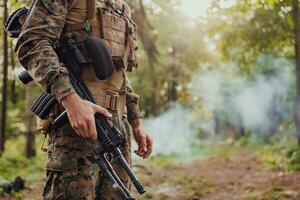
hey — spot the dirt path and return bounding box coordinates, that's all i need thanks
[1,151,300,200]
[135,151,300,200]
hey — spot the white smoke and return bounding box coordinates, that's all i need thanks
[132,55,294,157]
[132,104,195,157]
[191,55,293,135]
[233,74,290,130]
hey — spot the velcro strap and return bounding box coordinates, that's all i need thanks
[63,19,99,32]
[104,93,119,111]
[87,0,96,20]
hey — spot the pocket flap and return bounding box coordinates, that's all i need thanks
[45,153,77,172]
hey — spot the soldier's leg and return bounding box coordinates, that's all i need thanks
[42,122,100,200]
[43,156,100,200]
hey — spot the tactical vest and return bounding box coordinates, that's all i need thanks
[61,0,139,121]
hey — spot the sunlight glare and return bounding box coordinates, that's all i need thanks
[179,0,237,19]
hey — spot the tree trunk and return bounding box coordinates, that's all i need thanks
[10,40,17,105]
[170,80,178,102]
[234,114,245,138]
[294,0,300,145]
[25,82,36,158]
[0,0,9,154]
[170,50,178,102]
[214,109,221,135]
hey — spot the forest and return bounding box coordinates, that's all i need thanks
[0,0,300,199]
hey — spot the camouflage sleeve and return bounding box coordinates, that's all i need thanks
[16,0,75,102]
[126,77,143,123]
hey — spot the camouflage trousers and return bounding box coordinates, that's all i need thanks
[42,116,132,200]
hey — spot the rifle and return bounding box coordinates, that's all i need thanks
[5,7,145,200]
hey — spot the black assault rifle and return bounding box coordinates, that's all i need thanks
[5,7,145,200]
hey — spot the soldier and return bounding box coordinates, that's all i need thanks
[16,0,153,199]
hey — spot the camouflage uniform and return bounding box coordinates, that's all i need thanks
[16,0,142,199]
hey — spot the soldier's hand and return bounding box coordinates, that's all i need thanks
[131,119,153,159]
[62,93,112,140]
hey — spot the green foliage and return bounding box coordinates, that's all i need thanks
[192,134,300,172]
[242,185,300,200]
[206,0,295,75]
[131,0,209,115]
[0,135,44,182]
[237,134,300,172]
[172,174,216,198]
[147,154,180,168]
[285,147,300,170]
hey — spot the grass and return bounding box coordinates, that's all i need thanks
[252,135,300,171]
[191,134,300,172]
[0,135,45,188]
[242,185,300,200]
[172,173,216,198]
[146,154,180,169]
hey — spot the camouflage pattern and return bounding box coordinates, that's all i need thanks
[42,116,132,200]
[16,0,75,102]
[16,0,141,199]
[126,77,143,122]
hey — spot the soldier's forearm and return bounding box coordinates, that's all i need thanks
[127,103,143,123]
[15,0,73,100]
[130,118,143,129]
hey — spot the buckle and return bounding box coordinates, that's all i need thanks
[85,20,91,33]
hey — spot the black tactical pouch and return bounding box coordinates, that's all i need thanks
[84,36,115,80]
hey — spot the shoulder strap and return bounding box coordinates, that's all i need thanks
[62,0,99,37]
[86,0,96,20]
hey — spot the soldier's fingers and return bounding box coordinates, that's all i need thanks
[94,105,112,118]
[78,120,89,138]
[134,143,143,156]
[143,136,148,152]
[75,127,85,138]
[134,150,143,157]
[79,124,89,138]
[137,139,143,153]
[139,135,147,155]
[88,118,98,141]
[144,137,153,159]
[72,123,85,137]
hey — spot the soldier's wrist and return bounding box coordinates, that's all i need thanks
[130,118,143,129]
[50,73,76,102]
[61,93,80,109]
